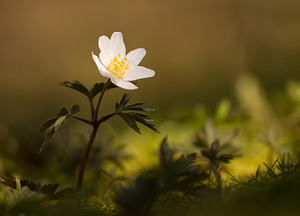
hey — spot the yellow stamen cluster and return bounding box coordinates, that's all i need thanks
[107,53,130,78]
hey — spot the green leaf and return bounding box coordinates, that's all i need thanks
[106,81,118,90]
[114,175,160,215]
[127,113,161,134]
[115,94,161,134]
[39,105,81,152]
[126,112,153,121]
[0,176,17,189]
[159,138,208,194]
[53,115,68,130]
[61,80,91,98]
[120,113,141,134]
[56,106,69,117]
[217,154,235,163]
[159,137,174,168]
[123,103,155,112]
[0,176,59,195]
[39,128,56,153]
[90,82,105,98]
[119,94,132,110]
[39,117,57,133]
[40,107,70,133]
[39,112,68,153]
[71,104,80,114]
[41,183,59,195]
[90,82,118,98]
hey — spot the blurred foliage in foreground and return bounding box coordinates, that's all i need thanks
[1,73,300,215]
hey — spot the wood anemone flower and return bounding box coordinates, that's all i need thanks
[92,32,155,90]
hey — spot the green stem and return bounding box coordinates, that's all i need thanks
[77,126,98,189]
[89,98,96,121]
[71,116,93,125]
[77,78,112,189]
[94,79,110,122]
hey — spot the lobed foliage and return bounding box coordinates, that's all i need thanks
[1,75,300,215]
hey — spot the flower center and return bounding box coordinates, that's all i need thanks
[107,53,130,78]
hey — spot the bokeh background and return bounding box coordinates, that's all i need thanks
[0,0,300,185]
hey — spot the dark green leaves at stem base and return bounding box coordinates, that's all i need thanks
[114,138,209,215]
[159,138,209,194]
[0,176,58,195]
[0,176,80,200]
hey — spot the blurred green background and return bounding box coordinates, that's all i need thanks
[0,0,300,183]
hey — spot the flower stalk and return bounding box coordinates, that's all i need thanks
[77,78,111,189]
[77,126,98,189]
[94,79,111,122]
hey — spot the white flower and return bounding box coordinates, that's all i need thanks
[92,32,155,90]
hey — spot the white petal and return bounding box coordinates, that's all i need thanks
[110,77,138,90]
[98,35,113,65]
[122,65,155,81]
[111,32,126,57]
[92,52,112,78]
[126,48,146,66]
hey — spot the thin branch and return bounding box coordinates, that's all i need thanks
[97,112,117,125]
[94,79,110,122]
[71,116,93,125]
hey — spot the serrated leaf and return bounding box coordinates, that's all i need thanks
[0,176,17,189]
[0,176,59,195]
[40,107,69,133]
[159,138,174,168]
[39,115,68,153]
[118,93,132,111]
[71,104,80,114]
[201,140,219,160]
[90,82,105,98]
[20,179,39,192]
[39,128,56,153]
[127,113,161,134]
[61,80,91,98]
[56,107,69,118]
[127,112,154,121]
[217,154,235,163]
[39,117,57,133]
[41,183,59,195]
[39,105,81,152]
[120,113,141,134]
[159,138,208,194]
[123,103,155,112]
[90,82,118,98]
[107,81,118,90]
